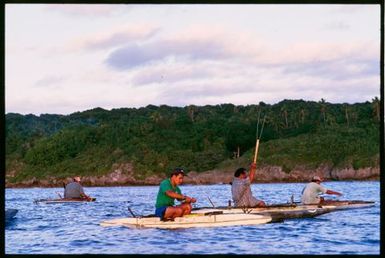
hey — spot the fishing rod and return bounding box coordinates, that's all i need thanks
[127,206,137,218]
[254,113,266,164]
[186,174,216,208]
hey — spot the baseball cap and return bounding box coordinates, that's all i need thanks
[170,168,185,177]
[312,176,323,182]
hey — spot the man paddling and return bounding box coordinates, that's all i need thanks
[231,163,266,208]
[155,168,196,221]
[64,176,92,201]
[301,176,342,205]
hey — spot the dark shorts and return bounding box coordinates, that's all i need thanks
[155,206,169,219]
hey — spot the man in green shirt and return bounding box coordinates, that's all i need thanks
[155,168,196,220]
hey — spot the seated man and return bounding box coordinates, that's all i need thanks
[231,163,266,207]
[64,176,92,200]
[155,168,196,220]
[301,176,342,204]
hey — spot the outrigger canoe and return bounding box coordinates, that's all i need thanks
[100,211,272,229]
[101,200,375,229]
[34,197,96,204]
[192,205,333,221]
[192,200,375,220]
[6,209,18,220]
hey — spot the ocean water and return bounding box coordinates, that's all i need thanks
[5,181,380,254]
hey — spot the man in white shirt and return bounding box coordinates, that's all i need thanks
[64,176,92,200]
[301,176,342,204]
[231,163,266,207]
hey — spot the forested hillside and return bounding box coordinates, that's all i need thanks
[5,99,380,183]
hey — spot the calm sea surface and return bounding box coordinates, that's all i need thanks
[5,181,380,254]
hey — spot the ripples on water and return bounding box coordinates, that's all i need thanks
[5,181,380,254]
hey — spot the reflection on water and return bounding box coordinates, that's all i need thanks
[5,181,380,254]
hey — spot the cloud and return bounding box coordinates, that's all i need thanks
[105,38,231,70]
[322,21,351,31]
[68,25,160,52]
[131,64,213,86]
[34,75,68,88]
[281,58,379,81]
[130,60,249,86]
[44,4,124,17]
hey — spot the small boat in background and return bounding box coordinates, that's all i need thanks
[6,209,18,220]
[34,197,96,204]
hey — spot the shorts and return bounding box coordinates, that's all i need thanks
[155,206,168,219]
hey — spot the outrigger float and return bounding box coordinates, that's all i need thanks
[34,197,96,204]
[100,200,374,229]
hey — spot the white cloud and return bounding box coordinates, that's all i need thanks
[68,24,161,52]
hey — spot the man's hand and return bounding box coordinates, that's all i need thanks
[185,196,197,203]
[250,162,257,169]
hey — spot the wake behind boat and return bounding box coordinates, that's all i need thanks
[100,211,272,229]
[34,197,96,204]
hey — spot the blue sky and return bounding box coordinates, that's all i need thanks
[5,4,381,115]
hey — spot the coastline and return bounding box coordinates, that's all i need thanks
[5,165,379,188]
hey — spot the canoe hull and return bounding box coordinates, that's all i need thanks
[192,200,375,220]
[100,213,272,229]
[192,206,332,221]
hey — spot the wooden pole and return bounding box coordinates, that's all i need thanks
[253,138,260,163]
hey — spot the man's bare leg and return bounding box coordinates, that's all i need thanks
[163,206,184,219]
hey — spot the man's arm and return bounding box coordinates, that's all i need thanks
[165,190,196,203]
[326,189,342,196]
[249,162,257,182]
[79,185,92,200]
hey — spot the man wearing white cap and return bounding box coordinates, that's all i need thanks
[301,176,342,204]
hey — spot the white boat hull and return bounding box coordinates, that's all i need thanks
[100,213,272,229]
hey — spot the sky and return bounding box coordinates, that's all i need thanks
[5,4,381,115]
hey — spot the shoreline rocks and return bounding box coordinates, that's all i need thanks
[5,165,380,188]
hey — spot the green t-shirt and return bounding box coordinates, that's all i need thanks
[155,178,181,208]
